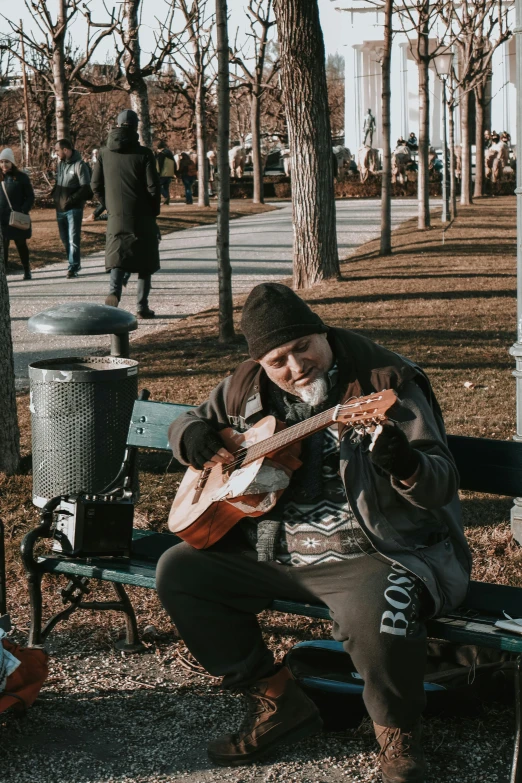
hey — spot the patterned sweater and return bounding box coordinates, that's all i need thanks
[275,424,373,566]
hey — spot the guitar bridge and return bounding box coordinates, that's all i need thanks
[192,468,211,504]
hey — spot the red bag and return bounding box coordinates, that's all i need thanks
[0,639,48,714]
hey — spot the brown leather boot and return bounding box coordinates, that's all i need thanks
[207,666,323,766]
[374,721,426,783]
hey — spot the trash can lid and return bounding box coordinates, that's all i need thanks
[28,302,138,336]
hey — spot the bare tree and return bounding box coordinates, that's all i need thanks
[73,1,183,148]
[0,233,20,475]
[326,53,345,141]
[440,0,510,205]
[216,0,234,341]
[230,0,279,204]
[167,0,215,206]
[446,72,458,219]
[119,0,152,146]
[273,0,339,288]
[0,47,21,148]
[395,0,452,230]
[380,0,393,255]
[2,1,118,139]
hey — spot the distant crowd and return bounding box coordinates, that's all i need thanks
[0,108,210,320]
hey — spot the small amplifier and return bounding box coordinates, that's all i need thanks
[52,493,134,558]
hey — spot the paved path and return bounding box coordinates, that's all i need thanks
[9,199,422,384]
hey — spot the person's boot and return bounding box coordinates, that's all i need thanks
[374,721,426,783]
[137,307,155,319]
[207,666,323,767]
[22,266,32,280]
[105,294,120,308]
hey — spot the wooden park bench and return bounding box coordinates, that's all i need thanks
[21,392,522,782]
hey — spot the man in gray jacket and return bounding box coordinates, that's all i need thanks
[157,283,472,783]
[53,139,92,278]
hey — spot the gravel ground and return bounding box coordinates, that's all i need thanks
[0,617,514,783]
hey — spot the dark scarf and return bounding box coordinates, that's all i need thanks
[244,365,340,560]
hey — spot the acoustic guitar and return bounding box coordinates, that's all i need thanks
[168,388,398,549]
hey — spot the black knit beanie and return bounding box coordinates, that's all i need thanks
[241,283,327,360]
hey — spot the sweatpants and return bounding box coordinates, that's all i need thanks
[156,531,429,729]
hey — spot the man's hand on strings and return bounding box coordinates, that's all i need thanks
[183,421,234,470]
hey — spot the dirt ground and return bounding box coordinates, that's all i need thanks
[0,197,519,782]
[6,200,274,271]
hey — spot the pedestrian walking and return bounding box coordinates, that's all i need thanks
[155,140,176,205]
[177,152,197,205]
[91,109,161,319]
[0,148,35,280]
[53,139,92,278]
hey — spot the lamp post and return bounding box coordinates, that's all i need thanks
[434,53,453,224]
[510,0,522,542]
[16,118,26,169]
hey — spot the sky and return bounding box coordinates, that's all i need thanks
[0,0,348,63]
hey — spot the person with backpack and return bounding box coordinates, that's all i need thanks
[155,140,176,206]
[92,109,161,319]
[177,152,197,205]
[53,139,93,278]
[0,148,34,280]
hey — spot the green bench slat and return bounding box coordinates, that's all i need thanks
[447,434,522,497]
[465,579,522,618]
[38,556,157,589]
[426,617,522,653]
[127,400,195,451]
[36,530,180,589]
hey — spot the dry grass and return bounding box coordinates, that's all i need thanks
[1,197,518,639]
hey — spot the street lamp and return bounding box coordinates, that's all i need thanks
[510,0,522,542]
[16,118,26,169]
[434,52,453,223]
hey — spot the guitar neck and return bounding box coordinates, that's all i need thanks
[242,406,339,465]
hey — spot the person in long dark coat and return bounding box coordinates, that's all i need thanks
[91,110,161,319]
[0,148,35,280]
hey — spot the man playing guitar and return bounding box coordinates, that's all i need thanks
[157,283,471,783]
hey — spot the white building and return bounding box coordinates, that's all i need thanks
[333,1,517,153]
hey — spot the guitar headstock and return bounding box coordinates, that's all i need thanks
[333,389,398,428]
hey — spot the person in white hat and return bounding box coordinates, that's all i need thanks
[0,148,34,280]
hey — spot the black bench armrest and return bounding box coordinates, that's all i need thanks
[20,497,60,574]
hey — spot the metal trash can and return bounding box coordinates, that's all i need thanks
[29,356,138,508]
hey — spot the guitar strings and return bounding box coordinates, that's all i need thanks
[199,409,388,479]
[225,397,390,469]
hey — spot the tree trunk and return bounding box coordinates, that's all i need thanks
[417,25,430,230]
[129,84,152,148]
[122,0,152,148]
[52,0,71,139]
[380,0,393,255]
[448,98,457,220]
[216,0,234,342]
[195,77,210,207]
[251,91,264,204]
[273,0,339,288]
[460,89,472,205]
[474,83,485,198]
[0,230,20,474]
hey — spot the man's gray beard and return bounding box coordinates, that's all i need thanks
[296,374,329,406]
